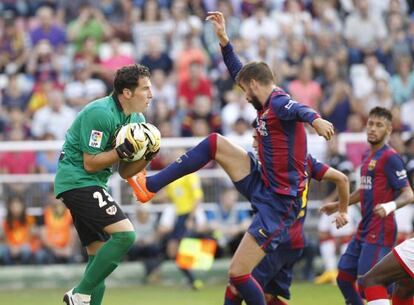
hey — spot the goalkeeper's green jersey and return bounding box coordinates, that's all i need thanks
[54,94,146,197]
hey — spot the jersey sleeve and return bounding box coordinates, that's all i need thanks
[271,95,321,123]
[221,42,243,81]
[79,107,114,155]
[384,153,410,190]
[308,155,329,181]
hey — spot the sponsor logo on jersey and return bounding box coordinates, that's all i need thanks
[368,160,377,170]
[361,176,372,190]
[396,169,407,180]
[106,205,117,215]
[89,130,103,148]
[257,119,268,136]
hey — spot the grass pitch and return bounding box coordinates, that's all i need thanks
[1,282,345,305]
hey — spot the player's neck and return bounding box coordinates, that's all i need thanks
[370,141,385,154]
[261,85,277,104]
[118,96,133,116]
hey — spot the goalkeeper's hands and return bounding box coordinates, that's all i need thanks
[114,123,147,160]
[141,123,161,161]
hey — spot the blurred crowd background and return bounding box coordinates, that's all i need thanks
[0,0,414,285]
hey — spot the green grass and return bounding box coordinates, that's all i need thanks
[0,282,346,305]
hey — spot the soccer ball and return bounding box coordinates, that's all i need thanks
[115,123,149,162]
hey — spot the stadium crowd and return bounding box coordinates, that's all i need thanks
[0,0,414,285]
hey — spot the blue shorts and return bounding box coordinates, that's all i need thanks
[253,248,303,299]
[338,237,392,285]
[234,153,301,252]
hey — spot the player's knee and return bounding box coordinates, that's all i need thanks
[111,231,136,250]
[359,272,379,288]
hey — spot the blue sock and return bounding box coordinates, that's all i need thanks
[147,134,218,192]
[230,274,266,305]
[224,285,242,305]
[337,270,364,305]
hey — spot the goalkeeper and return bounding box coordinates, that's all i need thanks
[54,64,161,305]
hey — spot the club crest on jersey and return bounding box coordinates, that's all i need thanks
[89,130,103,148]
[368,160,377,170]
[106,205,117,215]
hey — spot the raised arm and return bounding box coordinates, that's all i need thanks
[206,11,243,81]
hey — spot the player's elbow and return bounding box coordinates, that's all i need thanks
[406,187,414,203]
[83,160,98,174]
[335,172,349,186]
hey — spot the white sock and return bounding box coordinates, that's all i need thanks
[367,299,390,305]
[320,239,337,271]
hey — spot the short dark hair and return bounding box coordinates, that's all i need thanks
[113,64,151,95]
[368,107,392,122]
[235,62,275,86]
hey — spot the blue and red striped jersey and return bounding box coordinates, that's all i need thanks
[280,155,329,249]
[221,42,320,197]
[356,144,409,247]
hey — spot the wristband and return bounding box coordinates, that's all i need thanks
[380,201,397,216]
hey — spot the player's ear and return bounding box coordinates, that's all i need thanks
[122,88,132,99]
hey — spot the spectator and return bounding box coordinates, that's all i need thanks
[390,56,414,105]
[99,37,135,85]
[320,58,355,133]
[148,69,176,113]
[98,0,135,41]
[132,0,170,59]
[181,95,221,137]
[272,0,312,40]
[226,118,253,152]
[40,193,76,264]
[391,105,411,132]
[280,36,307,84]
[288,58,322,109]
[221,88,256,135]
[26,39,60,85]
[35,136,59,178]
[30,6,66,50]
[0,15,29,74]
[351,53,389,100]
[2,107,31,139]
[31,89,76,140]
[363,77,393,117]
[64,60,106,111]
[203,0,239,61]
[1,197,43,265]
[140,37,173,74]
[240,3,280,44]
[177,60,212,109]
[2,74,31,111]
[128,204,163,283]
[167,0,202,59]
[67,4,113,54]
[0,127,37,201]
[206,187,251,257]
[401,98,414,131]
[344,0,387,64]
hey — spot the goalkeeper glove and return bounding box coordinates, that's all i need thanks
[114,123,146,159]
[141,123,161,161]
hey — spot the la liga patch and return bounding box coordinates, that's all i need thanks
[89,130,103,148]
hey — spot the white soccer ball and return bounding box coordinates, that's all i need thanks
[115,123,149,162]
